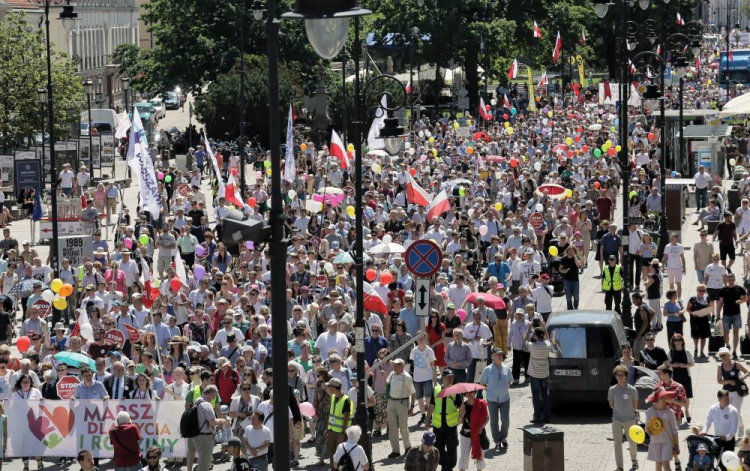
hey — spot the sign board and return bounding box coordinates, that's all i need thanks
[456,127,471,138]
[103,329,125,348]
[91,135,101,170]
[628,216,646,226]
[415,278,431,317]
[78,138,91,169]
[124,324,141,343]
[316,275,328,288]
[100,134,115,168]
[55,142,78,172]
[529,212,544,229]
[0,155,12,189]
[177,184,191,197]
[14,159,41,200]
[55,376,81,400]
[57,235,93,269]
[33,300,51,319]
[405,240,443,278]
[40,219,88,238]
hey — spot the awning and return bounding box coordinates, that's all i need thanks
[718,92,750,117]
[681,124,732,138]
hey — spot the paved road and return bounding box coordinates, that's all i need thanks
[4,108,735,470]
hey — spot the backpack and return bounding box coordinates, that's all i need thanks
[338,443,358,471]
[180,400,205,438]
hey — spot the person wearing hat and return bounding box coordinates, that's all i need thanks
[404,431,440,471]
[644,386,679,469]
[386,358,416,458]
[691,442,712,470]
[326,377,353,469]
[480,349,513,451]
[426,368,462,471]
[701,389,739,470]
[601,254,623,316]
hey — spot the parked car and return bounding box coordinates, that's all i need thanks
[546,310,628,407]
[164,91,180,110]
[86,109,118,133]
[150,97,166,120]
[133,102,155,125]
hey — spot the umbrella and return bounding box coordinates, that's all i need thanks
[367,149,388,157]
[588,124,602,131]
[536,183,567,200]
[438,383,486,398]
[447,178,472,186]
[54,352,95,369]
[10,279,48,297]
[473,131,490,142]
[485,155,505,163]
[316,187,344,195]
[368,242,406,254]
[464,292,507,310]
[332,251,372,264]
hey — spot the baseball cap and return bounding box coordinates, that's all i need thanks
[326,378,342,387]
[226,437,243,448]
[422,431,436,446]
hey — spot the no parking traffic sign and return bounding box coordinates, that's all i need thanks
[405,240,443,278]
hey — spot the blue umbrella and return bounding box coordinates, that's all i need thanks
[54,352,95,369]
[333,251,371,264]
[10,279,48,297]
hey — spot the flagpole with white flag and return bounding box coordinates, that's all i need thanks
[367,95,388,150]
[284,104,296,183]
[126,106,162,217]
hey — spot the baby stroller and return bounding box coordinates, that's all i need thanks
[685,434,721,470]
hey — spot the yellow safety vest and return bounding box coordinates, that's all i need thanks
[328,394,352,433]
[77,266,84,292]
[602,265,622,291]
[432,384,459,428]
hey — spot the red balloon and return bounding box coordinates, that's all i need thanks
[17,336,30,353]
[509,158,518,168]
[409,168,416,176]
[486,104,491,111]
[503,114,509,120]
[594,181,601,189]
[548,120,555,127]
[366,269,377,282]
[248,197,257,208]
[582,145,589,153]
[170,277,182,292]
[574,135,581,142]
[231,168,238,176]
[576,126,583,133]
[648,132,656,141]
[567,150,574,157]
[379,272,394,285]
[608,147,616,156]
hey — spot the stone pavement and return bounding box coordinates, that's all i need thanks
[2,111,737,469]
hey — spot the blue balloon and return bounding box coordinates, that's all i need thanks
[614,119,619,126]
[511,107,517,115]
[671,170,678,177]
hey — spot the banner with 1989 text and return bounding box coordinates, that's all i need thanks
[7,399,185,458]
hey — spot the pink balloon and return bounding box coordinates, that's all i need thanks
[193,264,206,281]
[157,172,165,180]
[123,238,133,249]
[299,401,316,418]
[195,245,205,257]
[478,225,488,236]
[419,154,428,162]
[457,309,467,323]
[255,171,262,179]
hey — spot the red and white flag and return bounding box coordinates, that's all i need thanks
[224,170,244,207]
[406,78,413,94]
[729,48,734,61]
[363,281,387,314]
[503,93,511,109]
[533,21,542,39]
[426,189,451,222]
[330,129,349,169]
[656,44,661,56]
[628,59,636,74]
[696,55,701,68]
[580,29,586,46]
[507,59,518,79]
[552,31,562,62]
[537,71,548,90]
[676,13,684,26]
[406,173,432,207]
[479,97,492,120]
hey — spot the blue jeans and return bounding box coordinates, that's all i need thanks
[696,269,705,284]
[487,399,510,444]
[564,280,579,310]
[530,377,551,422]
[248,455,268,471]
[696,187,708,210]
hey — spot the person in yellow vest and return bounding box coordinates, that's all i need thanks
[603,254,623,315]
[425,368,462,471]
[325,377,352,470]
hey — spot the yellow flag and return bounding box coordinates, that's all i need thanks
[576,55,586,88]
[527,66,536,111]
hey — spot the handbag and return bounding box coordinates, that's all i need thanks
[737,378,749,397]
[479,429,490,450]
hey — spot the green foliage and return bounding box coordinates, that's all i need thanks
[193,55,303,145]
[0,12,84,149]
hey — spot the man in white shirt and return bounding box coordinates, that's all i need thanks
[662,233,686,300]
[315,320,350,360]
[701,389,739,462]
[694,165,712,211]
[532,274,554,321]
[213,315,244,351]
[735,199,750,237]
[242,411,273,470]
[704,254,727,318]
[59,163,75,197]
[463,311,493,387]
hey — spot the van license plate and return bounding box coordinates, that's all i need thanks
[554,369,581,377]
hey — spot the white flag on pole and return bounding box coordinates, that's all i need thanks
[284,104,296,183]
[204,134,226,198]
[367,95,388,150]
[126,106,162,216]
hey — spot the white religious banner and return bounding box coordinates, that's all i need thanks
[6,399,186,458]
[127,106,162,216]
[367,94,388,150]
[284,104,296,183]
[204,134,226,197]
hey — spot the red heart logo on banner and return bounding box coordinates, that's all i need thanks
[40,405,75,437]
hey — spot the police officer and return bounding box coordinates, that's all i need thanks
[602,254,623,315]
[425,368,462,471]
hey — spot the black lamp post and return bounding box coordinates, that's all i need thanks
[284,2,407,466]
[37,88,47,186]
[36,0,77,274]
[83,79,93,169]
[121,77,130,118]
[411,26,421,124]
[672,56,689,171]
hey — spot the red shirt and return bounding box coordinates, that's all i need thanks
[215,368,240,404]
[657,380,687,420]
[596,196,613,222]
[109,423,142,467]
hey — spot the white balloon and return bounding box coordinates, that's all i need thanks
[533,162,542,172]
[535,204,544,212]
[80,324,94,341]
[404,142,411,149]
[41,289,55,303]
[288,189,297,199]
[418,131,425,138]
[426,131,432,137]
[479,225,489,236]
[382,234,393,245]
[408,148,415,155]
[491,99,497,106]
[722,451,740,470]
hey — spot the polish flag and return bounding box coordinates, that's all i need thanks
[507,59,518,79]
[330,129,349,169]
[552,31,562,62]
[533,21,542,39]
[426,189,451,222]
[406,173,433,207]
[628,59,636,74]
[224,170,244,207]
[729,49,734,61]
[676,13,684,26]
[537,71,548,90]
[656,44,661,56]
[479,97,492,121]
[406,78,413,94]
[363,281,387,314]
[580,29,586,46]
[696,55,701,68]
[503,93,511,109]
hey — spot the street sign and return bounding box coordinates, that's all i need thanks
[529,212,544,229]
[56,375,81,400]
[177,184,191,197]
[104,329,126,348]
[405,240,443,278]
[124,324,141,343]
[33,300,51,319]
[57,235,93,269]
[415,278,431,317]
[628,216,646,226]
[40,220,88,237]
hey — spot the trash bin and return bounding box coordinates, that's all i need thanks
[523,425,564,471]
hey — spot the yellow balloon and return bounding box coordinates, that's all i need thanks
[628,425,646,444]
[453,122,460,130]
[373,164,382,174]
[565,189,573,197]
[494,203,502,211]
[429,137,435,144]
[606,140,613,147]
[565,137,572,146]
[432,149,438,157]
[549,246,559,257]
[53,297,68,310]
[347,143,355,152]
[504,122,510,129]
[467,119,472,126]
[707,79,712,85]
[615,145,622,152]
[522,155,526,163]
[547,111,553,118]
[507,128,513,135]
[346,205,355,217]
[730,158,737,166]
[266,168,272,175]
[50,278,63,293]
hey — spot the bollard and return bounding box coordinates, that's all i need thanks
[523,424,564,471]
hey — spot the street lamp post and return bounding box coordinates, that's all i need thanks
[673,56,689,170]
[121,77,130,115]
[238,0,249,197]
[37,88,47,186]
[37,0,77,275]
[83,79,93,171]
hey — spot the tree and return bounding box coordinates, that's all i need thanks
[193,55,303,146]
[0,12,84,149]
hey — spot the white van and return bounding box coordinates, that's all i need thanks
[88,109,118,134]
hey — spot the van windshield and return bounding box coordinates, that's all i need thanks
[548,327,586,359]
